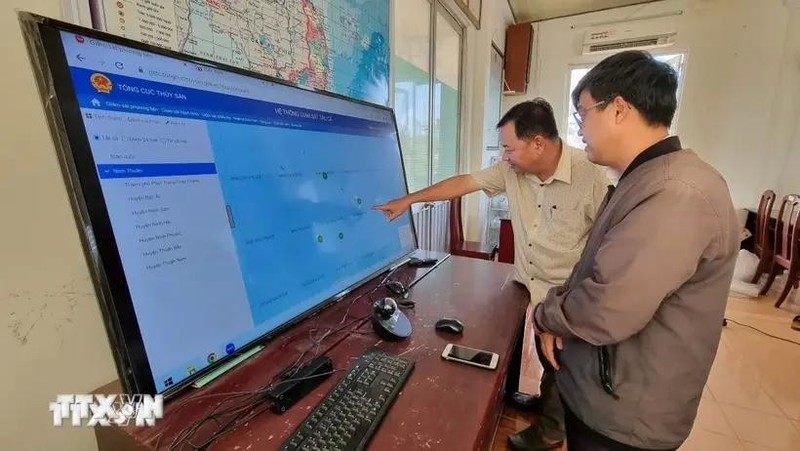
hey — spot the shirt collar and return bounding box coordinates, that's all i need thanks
[619,136,682,181]
[527,142,572,185]
[552,144,572,184]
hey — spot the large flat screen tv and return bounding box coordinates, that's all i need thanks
[19,12,416,397]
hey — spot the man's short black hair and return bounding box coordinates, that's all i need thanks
[497,98,559,140]
[572,50,678,128]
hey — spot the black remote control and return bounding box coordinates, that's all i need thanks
[408,257,438,267]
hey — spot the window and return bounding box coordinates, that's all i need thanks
[432,9,462,184]
[394,0,464,192]
[565,53,687,149]
[483,45,507,247]
[484,45,504,150]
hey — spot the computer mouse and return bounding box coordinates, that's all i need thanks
[434,317,464,335]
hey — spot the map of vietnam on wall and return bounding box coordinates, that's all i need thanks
[92,0,390,105]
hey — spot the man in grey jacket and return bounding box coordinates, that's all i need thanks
[533,50,739,450]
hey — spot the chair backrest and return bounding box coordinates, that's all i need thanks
[497,219,514,263]
[448,197,464,253]
[754,189,776,253]
[774,194,800,264]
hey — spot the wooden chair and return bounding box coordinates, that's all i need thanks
[448,197,497,260]
[750,190,776,283]
[759,194,800,307]
[497,218,515,264]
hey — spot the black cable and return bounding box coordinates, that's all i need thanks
[274,283,379,378]
[169,369,345,450]
[163,281,383,450]
[187,403,270,450]
[724,318,800,346]
[163,262,414,449]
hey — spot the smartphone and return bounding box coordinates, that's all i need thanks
[441,343,499,370]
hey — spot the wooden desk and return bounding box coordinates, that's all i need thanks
[93,255,528,451]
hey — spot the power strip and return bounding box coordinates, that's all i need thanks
[267,356,333,414]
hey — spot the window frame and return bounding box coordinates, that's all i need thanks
[564,51,689,150]
[430,0,466,185]
[392,0,466,200]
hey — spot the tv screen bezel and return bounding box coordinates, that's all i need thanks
[19,12,417,398]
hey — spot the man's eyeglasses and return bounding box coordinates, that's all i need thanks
[572,99,608,128]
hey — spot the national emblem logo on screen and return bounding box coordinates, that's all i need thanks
[90,73,113,94]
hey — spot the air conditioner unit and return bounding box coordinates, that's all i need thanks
[582,19,677,55]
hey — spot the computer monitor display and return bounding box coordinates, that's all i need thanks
[20,14,416,396]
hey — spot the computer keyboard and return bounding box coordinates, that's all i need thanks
[279,348,414,451]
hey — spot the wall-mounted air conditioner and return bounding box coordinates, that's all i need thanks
[582,19,677,55]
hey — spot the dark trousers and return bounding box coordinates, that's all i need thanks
[563,400,677,451]
[506,325,566,441]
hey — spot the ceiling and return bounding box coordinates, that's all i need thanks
[507,0,660,22]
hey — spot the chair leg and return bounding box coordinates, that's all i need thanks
[751,256,769,284]
[760,266,778,296]
[775,278,794,308]
[776,266,800,308]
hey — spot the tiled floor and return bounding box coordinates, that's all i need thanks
[492,290,800,450]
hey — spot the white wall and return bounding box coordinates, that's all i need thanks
[778,105,800,195]
[502,0,800,212]
[1,2,117,451]
[772,4,800,198]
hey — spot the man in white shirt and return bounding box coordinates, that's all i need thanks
[374,98,608,450]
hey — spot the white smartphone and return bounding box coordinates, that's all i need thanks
[441,343,499,370]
